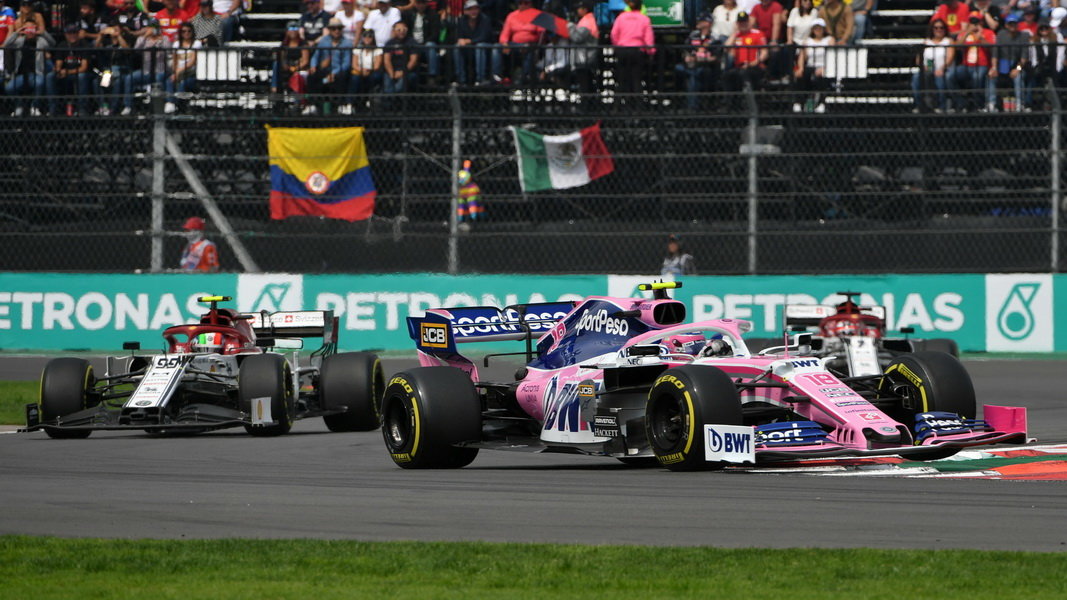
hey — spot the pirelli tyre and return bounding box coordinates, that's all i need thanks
[39,358,97,439]
[239,354,295,437]
[880,351,975,459]
[380,367,481,469]
[320,352,384,432]
[644,365,743,471]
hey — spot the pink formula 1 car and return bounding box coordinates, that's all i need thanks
[380,283,1027,471]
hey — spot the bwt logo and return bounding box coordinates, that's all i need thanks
[708,427,751,453]
[791,359,819,368]
[420,323,449,348]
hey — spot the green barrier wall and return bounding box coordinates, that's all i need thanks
[0,272,1057,352]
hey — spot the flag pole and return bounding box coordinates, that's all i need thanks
[448,86,462,275]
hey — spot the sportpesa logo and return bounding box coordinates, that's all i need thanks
[575,309,629,336]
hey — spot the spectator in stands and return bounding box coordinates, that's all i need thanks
[453,0,492,86]
[165,21,200,113]
[348,28,383,103]
[306,17,351,113]
[793,17,832,112]
[661,234,695,277]
[208,0,242,44]
[46,24,92,116]
[750,0,785,77]
[1018,6,1039,36]
[3,21,53,117]
[948,11,996,111]
[155,0,188,42]
[403,0,441,85]
[93,24,133,115]
[271,21,310,102]
[300,0,333,43]
[121,20,169,115]
[495,0,544,85]
[12,0,45,35]
[674,12,720,110]
[180,216,220,272]
[712,0,742,43]
[191,0,223,45]
[335,0,365,44]
[113,0,152,45]
[611,0,654,103]
[911,18,953,112]
[383,20,418,92]
[850,0,871,43]
[539,32,570,87]
[820,0,852,46]
[787,0,818,47]
[364,0,401,47]
[722,11,767,104]
[0,3,16,49]
[993,13,1030,111]
[1026,18,1064,109]
[76,0,109,43]
[969,0,1000,32]
[931,0,970,38]
[568,0,599,101]
[1052,6,1067,36]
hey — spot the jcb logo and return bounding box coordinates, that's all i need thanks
[420,323,449,348]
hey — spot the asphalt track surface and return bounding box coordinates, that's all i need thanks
[2,355,1066,551]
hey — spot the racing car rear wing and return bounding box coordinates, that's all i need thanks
[248,310,338,345]
[407,302,575,355]
[784,304,886,328]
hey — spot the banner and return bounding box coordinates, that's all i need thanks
[266,125,376,221]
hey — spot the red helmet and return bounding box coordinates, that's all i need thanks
[819,314,884,338]
[183,216,205,230]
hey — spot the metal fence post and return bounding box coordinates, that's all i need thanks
[1050,81,1061,272]
[150,84,166,273]
[448,86,462,275]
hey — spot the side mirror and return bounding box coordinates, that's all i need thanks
[123,341,141,351]
[792,332,812,355]
[900,327,915,335]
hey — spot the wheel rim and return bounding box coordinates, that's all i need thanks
[649,394,685,450]
[384,397,410,450]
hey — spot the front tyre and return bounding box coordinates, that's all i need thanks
[380,367,481,469]
[645,366,743,471]
[239,354,294,437]
[320,352,384,432]
[880,351,975,460]
[39,358,97,439]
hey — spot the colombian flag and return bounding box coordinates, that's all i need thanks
[267,126,376,221]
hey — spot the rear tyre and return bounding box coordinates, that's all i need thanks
[321,352,384,432]
[40,358,96,439]
[239,354,294,437]
[880,351,975,460]
[645,366,743,471]
[380,367,481,469]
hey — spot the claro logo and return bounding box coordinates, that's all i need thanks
[420,323,449,348]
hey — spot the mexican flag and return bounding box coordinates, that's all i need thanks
[510,123,614,192]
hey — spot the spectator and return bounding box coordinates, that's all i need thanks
[787,0,818,47]
[495,0,543,85]
[1018,6,1039,36]
[402,0,440,86]
[0,3,16,49]
[3,21,53,117]
[12,0,45,36]
[793,17,833,112]
[155,0,187,42]
[93,24,134,115]
[121,20,169,115]
[661,234,695,277]
[539,32,569,87]
[1027,18,1064,109]
[721,11,768,104]
[850,0,871,43]
[383,20,417,92]
[948,11,996,111]
[453,0,492,86]
[568,0,599,100]
[334,0,365,44]
[300,0,333,44]
[271,22,310,102]
[712,0,742,43]
[969,0,1000,32]
[611,0,654,103]
[165,21,200,113]
[750,0,785,77]
[191,1,222,45]
[306,17,351,113]
[348,28,383,104]
[931,0,970,38]
[180,217,220,272]
[911,18,953,113]
[76,0,109,43]
[208,0,242,44]
[820,0,852,46]
[46,24,92,116]
[674,12,719,111]
[1053,6,1067,37]
[112,0,152,46]
[364,0,401,48]
[993,13,1030,111]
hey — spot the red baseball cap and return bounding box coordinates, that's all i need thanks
[183,216,205,230]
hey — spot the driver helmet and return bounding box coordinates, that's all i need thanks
[700,337,733,357]
[192,332,224,353]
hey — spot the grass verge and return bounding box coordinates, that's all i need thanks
[0,381,35,426]
[1,536,1066,599]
